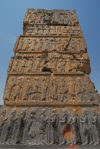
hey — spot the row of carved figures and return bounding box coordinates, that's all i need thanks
[16,37,83,52]
[7,56,90,74]
[24,9,78,24]
[4,76,98,102]
[25,25,80,36]
[0,108,100,145]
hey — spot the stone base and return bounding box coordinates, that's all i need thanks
[0,144,100,149]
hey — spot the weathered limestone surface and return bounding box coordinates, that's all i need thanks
[0,9,100,146]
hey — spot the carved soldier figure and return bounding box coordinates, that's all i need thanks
[59,109,68,145]
[59,77,68,101]
[26,38,32,51]
[18,37,24,50]
[68,109,80,144]
[26,59,34,72]
[7,57,14,72]
[41,78,48,101]
[50,109,58,144]
[91,110,99,145]
[34,58,41,72]
[57,26,62,35]
[56,38,63,51]
[57,59,66,72]
[49,77,58,100]
[3,77,16,101]
[37,38,43,51]
[0,109,7,142]
[6,109,17,144]
[15,109,26,144]
[22,77,32,101]
[31,77,41,101]
[43,38,50,51]
[0,109,8,144]
[68,77,75,95]
[75,77,86,102]
[23,109,37,144]
[80,109,91,145]
[50,38,56,51]
[50,26,56,35]
[18,58,26,72]
[38,109,48,145]
[11,77,23,101]
[11,58,19,72]
[31,38,36,51]
[84,76,95,101]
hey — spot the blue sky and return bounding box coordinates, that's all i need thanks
[0,0,100,105]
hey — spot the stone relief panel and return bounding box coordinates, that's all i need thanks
[24,25,81,36]
[14,37,86,53]
[3,75,100,104]
[8,53,91,74]
[0,107,100,145]
[23,9,79,25]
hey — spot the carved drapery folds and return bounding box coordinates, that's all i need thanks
[0,108,100,145]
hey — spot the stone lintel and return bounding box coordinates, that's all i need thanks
[4,101,99,107]
[8,72,51,76]
[16,50,81,54]
[53,72,85,76]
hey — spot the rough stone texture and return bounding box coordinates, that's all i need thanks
[0,9,100,146]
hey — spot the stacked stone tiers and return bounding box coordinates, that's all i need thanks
[4,9,99,106]
[1,9,100,146]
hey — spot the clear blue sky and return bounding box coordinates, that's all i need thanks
[0,0,100,105]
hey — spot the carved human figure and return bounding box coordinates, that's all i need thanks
[3,77,15,101]
[0,109,7,142]
[49,78,58,100]
[7,57,14,72]
[44,26,49,35]
[26,59,34,72]
[57,26,62,35]
[68,77,75,95]
[31,77,41,101]
[23,109,37,144]
[38,109,48,145]
[59,109,68,145]
[50,109,58,144]
[80,109,91,145]
[11,77,23,101]
[43,38,50,51]
[6,109,17,144]
[56,38,63,51]
[18,37,24,49]
[50,26,56,35]
[37,38,43,51]
[34,58,41,72]
[59,77,68,101]
[18,58,26,72]
[86,76,95,92]
[31,38,36,51]
[68,109,80,144]
[0,109,8,144]
[22,77,32,101]
[68,38,77,52]
[65,55,74,72]
[14,109,26,144]
[11,58,19,72]
[90,110,99,145]
[26,38,32,51]
[41,78,48,101]
[75,77,86,102]
[50,38,56,51]
[57,59,66,72]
